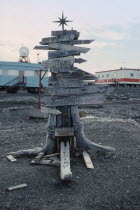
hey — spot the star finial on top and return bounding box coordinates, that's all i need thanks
[53,12,72,31]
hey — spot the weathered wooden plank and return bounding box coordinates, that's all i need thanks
[49,80,87,87]
[50,67,78,73]
[48,43,90,54]
[34,46,49,50]
[7,155,17,162]
[55,128,74,137]
[34,43,90,53]
[40,34,76,44]
[61,40,94,45]
[7,184,27,191]
[83,75,97,80]
[41,107,62,115]
[41,95,106,106]
[77,69,97,80]
[41,39,94,45]
[47,85,108,96]
[75,58,87,64]
[49,70,96,81]
[51,30,79,37]
[43,153,59,158]
[30,152,44,164]
[42,57,75,69]
[60,141,72,180]
[31,157,60,166]
[48,50,80,59]
[82,151,94,169]
[49,69,93,79]
[51,70,84,81]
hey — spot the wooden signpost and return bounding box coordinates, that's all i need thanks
[10,13,115,181]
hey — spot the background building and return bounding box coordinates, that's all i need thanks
[95,68,140,87]
[0,61,48,93]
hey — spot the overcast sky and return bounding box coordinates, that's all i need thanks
[0,0,140,73]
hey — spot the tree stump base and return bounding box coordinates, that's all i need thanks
[8,105,115,181]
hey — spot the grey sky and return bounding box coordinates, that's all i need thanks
[0,0,140,73]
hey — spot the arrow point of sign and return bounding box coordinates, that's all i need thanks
[75,58,87,64]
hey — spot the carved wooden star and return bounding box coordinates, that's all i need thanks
[53,12,72,30]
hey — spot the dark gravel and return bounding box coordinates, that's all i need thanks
[0,88,140,210]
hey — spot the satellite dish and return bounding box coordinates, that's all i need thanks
[19,46,29,57]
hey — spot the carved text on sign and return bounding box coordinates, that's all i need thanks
[42,57,75,69]
[41,34,76,44]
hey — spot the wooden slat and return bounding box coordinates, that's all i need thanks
[41,94,106,106]
[48,43,90,54]
[40,34,76,44]
[7,184,27,191]
[31,157,60,166]
[51,30,80,37]
[62,40,94,45]
[50,67,78,73]
[47,85,107,96]
[34,46,49,50]
[60,141,72,180]
[55,128,74,137]
[7,155,17,162]
[82,151,94,169]
[53,71,84,81]
[42,57,75,69]
[49,80,87,88]
[43,153,59,158]
[48,50,80,59]
[75,58,86,64]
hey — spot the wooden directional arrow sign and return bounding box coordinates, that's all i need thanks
[75,58,86,64]
[49,80,87,88]
[50,67,78,73]
[51,30,80,37]
[48,43,90,54]
[46,85,109,96]
[34,46,49,50]
[41,95,106,106]
[62,40,94,45]
[42,57,75,69]
[40,34,76,45]
[48,50,80,59]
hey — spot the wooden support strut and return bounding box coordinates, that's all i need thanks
[60,141,72,180]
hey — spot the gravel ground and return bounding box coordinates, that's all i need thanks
[0,88,140,210]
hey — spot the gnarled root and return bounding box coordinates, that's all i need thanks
[8,148,42,158]
[8,113,56,158]
[71,106,115,153]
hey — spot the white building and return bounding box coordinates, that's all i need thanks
[95,68,140,86]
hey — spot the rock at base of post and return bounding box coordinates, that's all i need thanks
[29,108,48,119]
